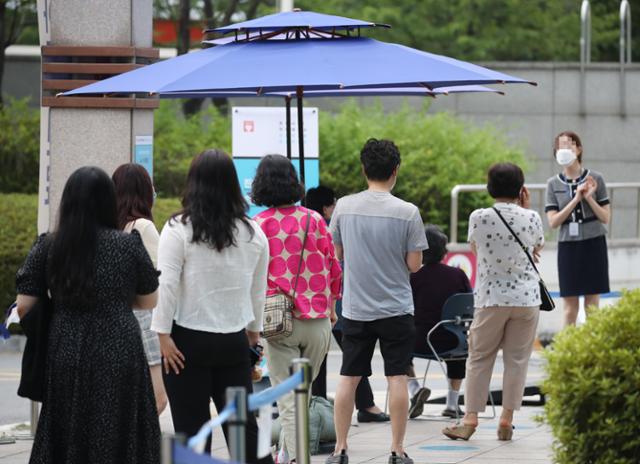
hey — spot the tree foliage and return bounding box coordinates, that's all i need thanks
[153,100,231,196]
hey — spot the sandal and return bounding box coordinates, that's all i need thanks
[497,424,514,441]
[442,424,477,441]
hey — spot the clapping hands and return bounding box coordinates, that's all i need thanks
[576,176,597,199]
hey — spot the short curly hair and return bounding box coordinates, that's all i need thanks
[251,154,304,207]
[360,138,401,181]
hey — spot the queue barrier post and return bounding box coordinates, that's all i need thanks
[291,358,312,464]
[227,387,247,463]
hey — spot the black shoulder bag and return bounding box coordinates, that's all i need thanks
[492,207,555,312]
[18,295,52,402]
[18,237,53,402]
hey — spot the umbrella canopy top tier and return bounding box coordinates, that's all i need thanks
[65,37,534,97]
[208,10,389,37]
[160,85,503,99]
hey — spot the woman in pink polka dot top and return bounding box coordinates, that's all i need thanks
[252,155,341,463]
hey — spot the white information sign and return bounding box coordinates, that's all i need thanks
[232,107,319,158]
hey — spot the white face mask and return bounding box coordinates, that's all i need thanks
[555,148,576,166]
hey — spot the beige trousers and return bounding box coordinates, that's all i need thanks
[264,317,331,460]
[464,306,539,412]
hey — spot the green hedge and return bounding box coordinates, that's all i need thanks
[318,101,526,237]
[541,290,640,463]
[0,194,38,314]
[0,98,40,194]
[0,195,181,313]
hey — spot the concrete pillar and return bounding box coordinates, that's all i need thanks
[36,0,155,232]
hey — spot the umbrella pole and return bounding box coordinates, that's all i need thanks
[285,96,292,160]
[296,86,305,185]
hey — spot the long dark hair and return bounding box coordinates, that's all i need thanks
[49,166,118,309]
[172,149,252,251]
[112,163,154,230]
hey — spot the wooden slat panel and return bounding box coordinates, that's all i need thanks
[42,63,143,74]
[42,46,135,57]
[42,96,159,109]
[42,46,159,59]
[42,79,97,91]
[134,48,160,59]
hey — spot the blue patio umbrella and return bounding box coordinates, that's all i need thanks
[65,38,532,96]
[64,10,534,182]
[160,85,503,99]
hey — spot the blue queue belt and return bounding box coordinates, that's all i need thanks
[174,442,233,464]
[248,369,303,411]
[186,370,304,451]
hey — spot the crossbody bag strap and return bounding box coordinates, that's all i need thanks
[491,206,541,277]
[291,210,311,300]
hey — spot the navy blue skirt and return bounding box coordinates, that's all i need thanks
[558,235,610,297]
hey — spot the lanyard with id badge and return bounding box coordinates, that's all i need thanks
[567,180,584,237]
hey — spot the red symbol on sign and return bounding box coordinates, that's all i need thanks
[444,251,477,287]
[243,120,255,132]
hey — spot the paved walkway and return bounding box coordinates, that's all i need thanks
[0,405,552,463]
[0,349,553,463]
[313,406,552,464]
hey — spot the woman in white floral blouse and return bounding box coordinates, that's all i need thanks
[443,163,544,442]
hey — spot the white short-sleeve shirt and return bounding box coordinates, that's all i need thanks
[468,203,545,308]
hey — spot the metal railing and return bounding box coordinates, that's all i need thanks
[620,0,632,116]
[580,0,591,116]
[449,182,640,244]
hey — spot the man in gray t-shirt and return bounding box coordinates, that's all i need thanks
[332,190,427,320]
[327,139,428,464]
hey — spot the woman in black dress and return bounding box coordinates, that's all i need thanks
[16,166,161,463]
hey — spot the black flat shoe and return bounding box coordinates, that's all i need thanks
[441,407,464,418]
[408,387,431,419]
[357,410,390,423]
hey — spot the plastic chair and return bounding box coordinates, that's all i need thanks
[412,292,496,420]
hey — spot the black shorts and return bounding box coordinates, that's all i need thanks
[340,314,416,377]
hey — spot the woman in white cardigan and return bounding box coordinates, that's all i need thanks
[151,150,272,464]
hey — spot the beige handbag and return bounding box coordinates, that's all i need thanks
[262,210,311,340]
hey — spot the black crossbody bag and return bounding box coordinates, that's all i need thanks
[492,207,555,312]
